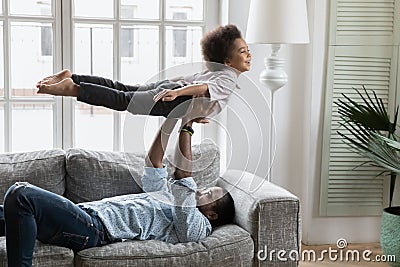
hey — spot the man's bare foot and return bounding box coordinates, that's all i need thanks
[36,69,72,88]
[37,78,79,97]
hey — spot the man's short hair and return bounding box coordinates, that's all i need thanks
[201,24,242,67]
[210,189,235,227]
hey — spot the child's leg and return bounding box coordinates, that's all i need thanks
[37,78,153,111]
[38,78,192,116]
[37,70,142,92]
[4,182,106,267]
[72,74,142,92]
[77,82,132,111]
[128,89,193,117]
[78,81,192,116]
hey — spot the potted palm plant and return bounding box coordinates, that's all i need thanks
[336,86,400,266]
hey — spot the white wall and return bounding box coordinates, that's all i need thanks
[225,0,382,245]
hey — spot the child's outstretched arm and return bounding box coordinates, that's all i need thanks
[153,84,209,102]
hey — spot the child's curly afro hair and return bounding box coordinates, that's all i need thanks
[201,24,243,65]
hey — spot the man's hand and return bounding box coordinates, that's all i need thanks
[153,89,178,102]
[190,117,209,124]
[181,114,210,127]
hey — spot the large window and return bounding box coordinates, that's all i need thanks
[0,0,216,153]
[0,0,61,153]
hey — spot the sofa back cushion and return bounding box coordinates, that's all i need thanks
[0,149,66,203]
[65,149,144,203]
[65,141,220,203]
[167,141,220,189]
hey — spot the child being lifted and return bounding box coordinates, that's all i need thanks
[36,24,251,120]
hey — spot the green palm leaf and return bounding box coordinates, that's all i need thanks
[336,87,399,207]
[363,133,400,173]
[336,86,395,135]
[348,133,400,207]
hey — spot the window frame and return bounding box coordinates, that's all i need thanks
[0,0,63,152]
[62,0,218,151]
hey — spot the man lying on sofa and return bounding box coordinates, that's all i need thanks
[0,118,235,267]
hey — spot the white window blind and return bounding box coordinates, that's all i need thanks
[320,0,400,216]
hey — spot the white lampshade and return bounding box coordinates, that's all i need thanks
[246,0,310,44]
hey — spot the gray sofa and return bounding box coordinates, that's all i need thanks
[0,143,300,267]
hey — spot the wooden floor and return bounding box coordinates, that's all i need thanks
[299,243,392,266]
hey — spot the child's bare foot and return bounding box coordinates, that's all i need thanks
[37,78,79,97]
[36,69,72,88]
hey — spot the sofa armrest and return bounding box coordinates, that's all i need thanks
[217,170,300,267]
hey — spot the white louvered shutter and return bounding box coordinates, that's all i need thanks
[320,0,400,216]
[330,0,400,45]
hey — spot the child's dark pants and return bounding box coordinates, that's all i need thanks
[72,74,192,118]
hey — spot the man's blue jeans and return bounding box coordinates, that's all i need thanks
[0,182,108,267]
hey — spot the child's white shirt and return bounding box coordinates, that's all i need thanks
[179,66,240,117]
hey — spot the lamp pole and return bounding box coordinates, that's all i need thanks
[259,44,288,182]
[245,0,310,182]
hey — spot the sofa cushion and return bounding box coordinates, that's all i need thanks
[0,149,66,203]
[65,149,144,203]
[65,141,220,203]
[166,141,220,189]
[0,237,74,267]
[75,224,253,267]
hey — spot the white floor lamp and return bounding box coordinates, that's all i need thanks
[246,0,310,182]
